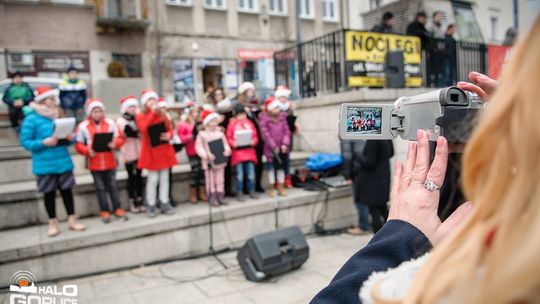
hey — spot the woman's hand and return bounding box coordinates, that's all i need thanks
[280,145,288,154]
[388,130,473,246]
[457,71,498,101]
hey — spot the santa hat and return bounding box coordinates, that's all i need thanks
[238,82,255,94]
[265,96,282,112]
[157,97,168,109]
[120,95,139,113]
[202,109,220,125]
[34,86,59,104]
[86,98,106,115]
[274,85,291,99]
[140,89,159,106]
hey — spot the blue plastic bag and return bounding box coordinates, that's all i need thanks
[305,153,343,172]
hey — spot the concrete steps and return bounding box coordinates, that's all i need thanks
[0,186,355,287]
[0,152,312,229]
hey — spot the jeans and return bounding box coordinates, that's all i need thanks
[91,170,121,212]
[354,201,371,231]
[236,162,255,193]
[64,108,85,124]
[146,169,169,207]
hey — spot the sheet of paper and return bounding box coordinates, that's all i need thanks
[53,118,76,139]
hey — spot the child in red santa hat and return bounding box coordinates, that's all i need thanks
[136,90,177,218]
[75,98,127,223]
[258,97,291,197]
[116,95,144,213]
[195,109,232,206]
[274,85,299,188]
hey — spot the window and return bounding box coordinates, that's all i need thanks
[104,0,141,19]
[490,16,499,42]
[453,2,484,42]
[112,54,143,78]
[299,0,314,19]
[166,0,192,6]
[322,0,338,22]
[238,0,258,12]
[268,0,287,15]
[204,0,227,10]
[369,0,381,10]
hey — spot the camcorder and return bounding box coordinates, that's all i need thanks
[339,87,485,143]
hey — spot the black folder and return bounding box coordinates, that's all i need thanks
[208,139,228,166]
[92,133,113,152]
[148,122,167,147]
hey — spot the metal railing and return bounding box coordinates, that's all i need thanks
[274,29,488,98]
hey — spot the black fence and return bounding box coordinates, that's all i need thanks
[274,29,488,98]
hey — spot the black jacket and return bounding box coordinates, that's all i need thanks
[353,140,393,206]
[406,21,431,49]
[310,220,432,304]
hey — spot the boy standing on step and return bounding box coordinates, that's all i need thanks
[75,99,127,223]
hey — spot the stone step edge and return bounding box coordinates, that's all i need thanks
[0,187,351,264]
[0,152,312,204]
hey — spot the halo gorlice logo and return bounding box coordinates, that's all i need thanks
[9,270,79,304]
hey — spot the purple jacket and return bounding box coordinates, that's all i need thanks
[258,112,291,160]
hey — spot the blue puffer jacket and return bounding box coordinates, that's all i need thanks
[19,110,74,176]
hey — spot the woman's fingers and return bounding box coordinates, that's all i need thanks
[411,130,430,186]
[457,82,487,100]
[399,141,417,191]
[425,136,448,188]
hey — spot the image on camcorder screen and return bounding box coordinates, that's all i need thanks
[346,107,382,135]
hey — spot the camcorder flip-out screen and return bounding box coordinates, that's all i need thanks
[339,87,485,143]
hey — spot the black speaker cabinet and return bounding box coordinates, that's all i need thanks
[385,50,405,88]
[237,226,310,282]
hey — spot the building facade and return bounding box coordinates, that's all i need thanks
[152,0,343,102]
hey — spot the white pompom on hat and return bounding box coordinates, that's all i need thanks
[86,98,106,115]
[140,89,159,106]
[34,86,60,104]
[238,82,255,94]
[274,85,291,99]
[202,109,220,125]
[120,95,139,113]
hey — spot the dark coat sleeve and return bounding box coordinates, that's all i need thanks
[23,84,35,104]
[340,141,354,180]
[2,85,14,106]
[310,220,432,304]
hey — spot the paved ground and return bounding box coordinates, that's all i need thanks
[0,232,371,304]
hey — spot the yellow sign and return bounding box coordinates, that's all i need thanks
[344,31,423,87]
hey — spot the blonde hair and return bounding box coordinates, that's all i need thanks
[383,17,540,304]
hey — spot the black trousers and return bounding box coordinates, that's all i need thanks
[125,161,143,204]
[188,156,205,187]
[254,143,264,191]
[44,189,75,219]
[369,205,389,233]
[8,106,23,128]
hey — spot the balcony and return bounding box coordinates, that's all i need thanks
[95,0,149,33]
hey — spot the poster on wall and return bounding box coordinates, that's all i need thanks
[172,59,195,103]
[344,31,422,87]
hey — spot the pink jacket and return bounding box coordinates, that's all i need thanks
[177,121,197,157]
[195,128,231,170]
[116,116,141,163]
[258,112,291,160]
[226,118,258,166]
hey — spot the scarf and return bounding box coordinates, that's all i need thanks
[30,102,59,120]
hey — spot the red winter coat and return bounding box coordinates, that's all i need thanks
[177,121,197,157]
[226,118,259,166]
[75,118,125,171]
[136,111,177,171]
